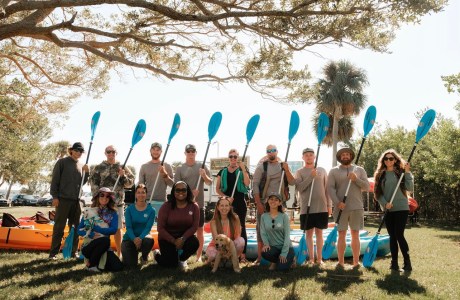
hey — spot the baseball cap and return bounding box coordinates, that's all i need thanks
[185,144,196,151]
[302,148,315,154]
[70,142,85,152]
[151,142,162,150]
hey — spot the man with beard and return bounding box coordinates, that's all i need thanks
[138,142,174,215]
[327,147,369,269]
[252,144,294,264]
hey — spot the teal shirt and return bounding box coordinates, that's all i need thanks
[123,204,156,241]
[377,171,414,212]
[260,212,292,257]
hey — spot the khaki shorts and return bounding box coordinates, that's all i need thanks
[333,209,364,231]
[117,205,124,230]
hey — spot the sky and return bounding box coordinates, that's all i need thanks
[50,1,460,184]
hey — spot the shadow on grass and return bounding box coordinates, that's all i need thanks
[376,272,426,296]
[314,266,365,295]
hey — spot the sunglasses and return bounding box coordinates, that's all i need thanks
[272,219,275,229]
[175,188,187,193]
[106,150,116,154]
[266,149,277,153]
[383,157,395,162]
[99,193,111,198]
[186,150,196,153]
[228,155,238,159]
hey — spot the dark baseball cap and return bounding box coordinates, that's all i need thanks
[70,142,85,152]
[185,144,196,151]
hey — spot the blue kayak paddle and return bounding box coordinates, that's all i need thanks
[322,105,377,260]
[363,109,436,268]
[79,111,101,198]
[296,112,329,265]
[195,112,223,192]
[230,114,260,198]
[278,110,300,195]
[62,226,75,260]
[112,119,147,191]
[149,113,181,202]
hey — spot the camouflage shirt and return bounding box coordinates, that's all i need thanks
[90,161,134,205]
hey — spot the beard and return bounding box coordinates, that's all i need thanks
[151,154,161,160]
[268,155,277,162]
[340,158,352,165]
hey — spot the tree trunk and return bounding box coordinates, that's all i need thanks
[5,180,13,201]
[331,106,342,167]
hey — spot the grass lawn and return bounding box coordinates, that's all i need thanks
[1,207,459,300]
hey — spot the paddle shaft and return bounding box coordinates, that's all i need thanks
[335,136,366,225]
[195,141,212,193]
[112,147,133,192]
[230,144,249,198]
[78,140,95,198]
[303,143,323,227]
[278,142,292,195]
[149,143,171,202]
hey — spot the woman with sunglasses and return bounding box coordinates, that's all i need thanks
[374,149,414,272]
[155,181,200,271]
[121,184,155,268]
[205,197,245,266]
[77,187,119,272]
[260,192,294,271]
[215,149,250,262]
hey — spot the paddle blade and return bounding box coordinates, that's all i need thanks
[208,112,223,141]
[363,235,379,268]
[416,109,436,142]
[62,227,74,259]
[296,233,308,265]
[246,114,260,144]
[90,111,101,140]
[168,113,181,143]
[317,112,330,144]
[131,119,147,147]
[288,110,300,142]
[363,105,377,137]
[322,225,338,260]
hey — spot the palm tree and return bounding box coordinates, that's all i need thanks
[313,60,368,166]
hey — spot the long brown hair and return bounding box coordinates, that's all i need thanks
[211,197,240,239]
[374,149,408,200]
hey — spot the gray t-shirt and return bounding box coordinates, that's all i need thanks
[174,162,210,208]
[138,161,173,201]
[295,167,332,214]
[252,161,283,201]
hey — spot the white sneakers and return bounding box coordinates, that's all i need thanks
[178,260,188,271]
[86,266,101,273]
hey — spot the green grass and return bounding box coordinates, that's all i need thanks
[1,208,459,300]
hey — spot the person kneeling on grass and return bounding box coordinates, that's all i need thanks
[121,184,155,267]
[77,187,122,272]
[260,192,295,271]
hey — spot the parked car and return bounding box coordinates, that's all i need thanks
[80,192,93,207]
[38,196,53,206]
[0,197,11,207]
[12,194,38,206]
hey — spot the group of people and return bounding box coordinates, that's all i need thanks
[49,141,414,273]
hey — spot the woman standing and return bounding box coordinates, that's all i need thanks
[374,149,414,271]
[155,181,200,271]
[121,184,155,267]
[205,197,245,264]
[215,149,250,262]
[260,192,294,271]
[77,187,118,272]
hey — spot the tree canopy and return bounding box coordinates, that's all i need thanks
[1,0,447,123]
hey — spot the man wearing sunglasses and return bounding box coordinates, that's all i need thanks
[327,147,369,269]
[173,144,212,263]
[90,145,135,257]
[251,144,295,264]
[138,142,174,214]
[49,142,89,260]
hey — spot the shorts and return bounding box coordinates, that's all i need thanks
[116,205,124,230]
[300,212,329,230]
[333,209,364,231]
[199,208,205,228]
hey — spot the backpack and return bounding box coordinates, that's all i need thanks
[35,211,50,224]
[259,161,290,201]
[1,212,20,227]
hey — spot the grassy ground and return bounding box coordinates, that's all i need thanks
[1,208,459,300]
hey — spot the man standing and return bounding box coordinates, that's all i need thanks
[138,142,174,214]
[49,142,89,260]
[173,144,212,262]
[251,144,294,264]
[294,148,332,265]
[327,147,369,268]
[90,145,134,257]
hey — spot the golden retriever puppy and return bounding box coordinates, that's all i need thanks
[212,234,241,273]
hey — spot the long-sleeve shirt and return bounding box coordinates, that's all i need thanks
[138,161,173,200]
[77,209,118,237]
[295,167,332,214]
[260,212,292,257]
[50,156,89,201]
[327,164,369,211]
[377,171,414,212]
[90,161,134,205]
[123,204,156,241]
[173,162,210,208]
[157,202,200,244]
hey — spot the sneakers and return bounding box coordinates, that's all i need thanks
[178,260,188,271]
[86,266,101,273]
[48,255,58,260]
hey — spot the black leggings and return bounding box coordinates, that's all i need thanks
[155,236,199,267]
[82,237,110,267]
[385,210,409,261]
[232,197,248,254]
